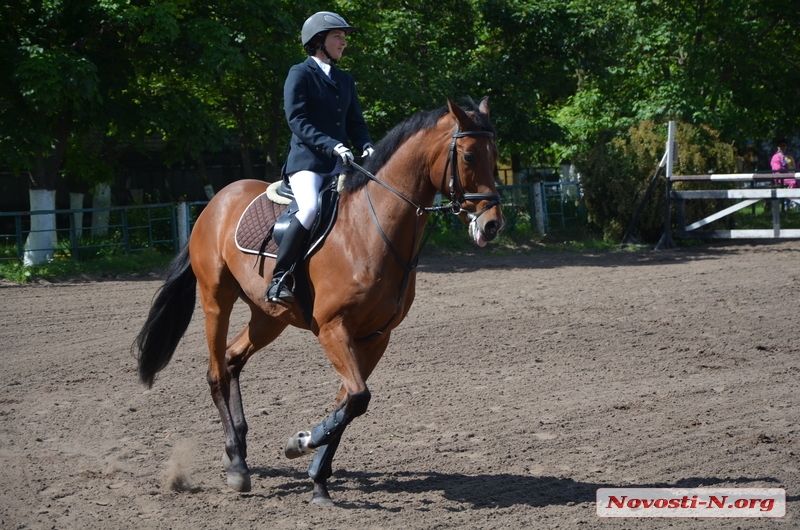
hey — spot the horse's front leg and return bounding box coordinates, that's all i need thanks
[208,366,250,492]
[284,390,370,504]
[285,329,390,504]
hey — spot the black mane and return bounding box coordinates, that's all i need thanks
[343,99,493,192]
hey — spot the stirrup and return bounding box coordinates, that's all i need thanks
[265,274,295,305]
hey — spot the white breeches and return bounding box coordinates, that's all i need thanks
[288,159,345,230]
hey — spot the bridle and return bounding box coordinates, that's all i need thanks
[349,124,501,225]
[349,124,502,343]
[441,126,501,221]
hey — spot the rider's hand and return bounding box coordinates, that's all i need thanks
[361,144,375,158]
[333,143,354,165]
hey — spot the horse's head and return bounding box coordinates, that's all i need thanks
[441,97,505,247]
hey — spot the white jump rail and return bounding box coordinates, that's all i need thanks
[660,121,800,243]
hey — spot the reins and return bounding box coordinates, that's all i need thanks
[349,125,501,343]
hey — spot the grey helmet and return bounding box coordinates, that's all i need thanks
[301,11,357,47]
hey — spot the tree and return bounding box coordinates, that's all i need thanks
[341,0,624,168]
[1,1,306,263]
[0,0,181,264]
[335,0,477,137]
[181,1,313,182]
[554,0,800,158]
[470,0,578,165]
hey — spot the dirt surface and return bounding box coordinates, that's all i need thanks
[1,241,798,529]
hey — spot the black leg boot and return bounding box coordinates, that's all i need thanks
[265,217,310,304]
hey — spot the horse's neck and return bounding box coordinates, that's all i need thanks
[379,135,441,207]
[338,138,440,265]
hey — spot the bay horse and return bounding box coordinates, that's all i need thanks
[135,97,504,504]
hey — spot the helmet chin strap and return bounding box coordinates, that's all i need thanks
[320,45,338,65]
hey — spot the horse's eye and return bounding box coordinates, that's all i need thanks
[463,152,475,164]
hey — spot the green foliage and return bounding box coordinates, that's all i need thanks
[575,120,735,243]
[0,249,173,283]
[64,135,115,189]
[1,1,135,183]
[553,0,800,153]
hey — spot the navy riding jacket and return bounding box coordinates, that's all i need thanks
[282,57,372,178]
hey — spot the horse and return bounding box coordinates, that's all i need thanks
[134,97,505,505]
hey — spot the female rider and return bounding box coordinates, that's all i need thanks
[266,11,374,304]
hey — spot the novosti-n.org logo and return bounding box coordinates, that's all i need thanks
[596,488,785,517]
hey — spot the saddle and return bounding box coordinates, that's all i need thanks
[235,175,343,324]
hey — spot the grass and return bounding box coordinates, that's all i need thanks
[0,250,173,283]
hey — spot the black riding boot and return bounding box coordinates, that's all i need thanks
[265,217,310,304]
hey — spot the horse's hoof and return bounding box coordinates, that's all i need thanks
[284,431,313,459]
[310,495,334,506]
[310,482,333,506]
[221,451,232,471]
[227,471,251,492]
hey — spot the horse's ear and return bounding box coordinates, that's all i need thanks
[447,98,472,129]
[478,97,490,120]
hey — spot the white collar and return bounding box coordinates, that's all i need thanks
[312,56,332,77]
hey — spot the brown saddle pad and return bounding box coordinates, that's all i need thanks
[234,192,288,257]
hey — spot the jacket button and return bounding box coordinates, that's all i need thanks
[336,122,340,126]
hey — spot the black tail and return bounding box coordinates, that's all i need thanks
[134,245,197,388]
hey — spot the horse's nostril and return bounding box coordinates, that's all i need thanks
[484,220,498,238]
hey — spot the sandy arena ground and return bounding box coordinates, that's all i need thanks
[1,241,798,529]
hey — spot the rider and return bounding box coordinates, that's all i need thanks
[266,11,374,305]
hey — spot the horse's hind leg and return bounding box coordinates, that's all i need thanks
[196,262,284,493]
[221,304,288,475]
[194,267,246,490]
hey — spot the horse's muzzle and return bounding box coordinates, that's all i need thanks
[469,209,505,247]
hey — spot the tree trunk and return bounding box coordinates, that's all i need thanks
[69,192,85,242]
[264,88,282,182]
[24,189,57,266]
[511,152,524,204]
[25,112,70,265]
[125,173,144,205]
[196,154,215,199]
[91,183,111,237]
[240,144,254,180]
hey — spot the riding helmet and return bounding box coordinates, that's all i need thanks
[301,11,357,47]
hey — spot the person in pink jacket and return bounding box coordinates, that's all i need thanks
[771,139,797,187]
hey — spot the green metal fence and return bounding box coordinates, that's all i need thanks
[497,183,538,232]
[1,182,582,262]
[0,202,206,262]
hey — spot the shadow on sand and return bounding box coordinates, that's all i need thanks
[248,467,788,510]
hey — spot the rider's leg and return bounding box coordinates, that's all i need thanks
[265,216,309,303]
[289,170,324,231]
[265,171,321,304]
